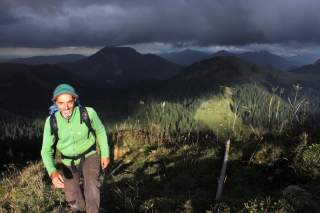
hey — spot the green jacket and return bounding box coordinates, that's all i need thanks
[41,106,109,175]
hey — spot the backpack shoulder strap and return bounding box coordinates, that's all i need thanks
[79,106,96,139]
[49,113,59,157]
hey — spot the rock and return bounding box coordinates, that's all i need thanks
[282,185,309,197]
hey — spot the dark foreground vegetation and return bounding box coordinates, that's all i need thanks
[1,84,320,212]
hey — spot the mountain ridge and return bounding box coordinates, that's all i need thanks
[290,60,320,74]
[211,50,297,71]
[10,54,85,65]
[160,49,211,66]
[61,46,182,85]
[162,49,299,71]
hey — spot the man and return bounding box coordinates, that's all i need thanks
[41,83,110,213]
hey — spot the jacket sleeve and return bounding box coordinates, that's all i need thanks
[88,107,110,158]
[41,117,57,176]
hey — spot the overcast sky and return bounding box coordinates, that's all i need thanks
[1,0,320,58]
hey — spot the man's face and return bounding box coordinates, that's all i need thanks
[55,93,75,118]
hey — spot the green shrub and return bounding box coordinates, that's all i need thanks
[209,201,232,213]
[242,196,294,213]
[294,143,320,178]
[252,143,284,165]
[139,197,179,213]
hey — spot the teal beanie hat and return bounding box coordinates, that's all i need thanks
[52,83,79,101]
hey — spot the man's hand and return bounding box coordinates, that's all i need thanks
[101,157,110,170]
[50,171,64,188]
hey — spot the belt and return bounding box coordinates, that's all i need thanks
[61,143,96,173]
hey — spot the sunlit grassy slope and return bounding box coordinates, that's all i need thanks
[194,87,244,137]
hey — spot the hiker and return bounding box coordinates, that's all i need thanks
[41,83,110,213]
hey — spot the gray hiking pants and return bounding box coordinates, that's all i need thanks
[62,153,101,213]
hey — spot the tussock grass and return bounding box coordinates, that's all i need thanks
[234,84,311,134]
[0,162,65,212]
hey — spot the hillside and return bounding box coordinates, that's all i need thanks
[160,49,211,66]
[173,56,288,87]
[1,54,320,118]
[0,63,86,116]
[2,113,320,212]
[162,49,299,71]
[120,55,320,105]
[10,54,85,65]
[61,46,182,86]
[211,51,297,71]
[290,60,320,74]
[2,54,320,212]
[288,53,320,66]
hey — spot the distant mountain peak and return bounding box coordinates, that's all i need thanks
[94,46,138,55]
[214,50,232,55]
[291,58,320,74]
[210,50,296,71]
[60,46,181,85]
[175,56,261,81]
[160,49,211,66]
[180,49,205,54]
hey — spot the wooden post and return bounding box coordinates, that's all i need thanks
[215,139,231,200]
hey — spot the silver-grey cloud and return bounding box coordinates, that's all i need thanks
[0,0,320,48]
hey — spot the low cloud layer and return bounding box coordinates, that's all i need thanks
[1,0,320,48]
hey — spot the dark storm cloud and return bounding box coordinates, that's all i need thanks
[0,0,320,48]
